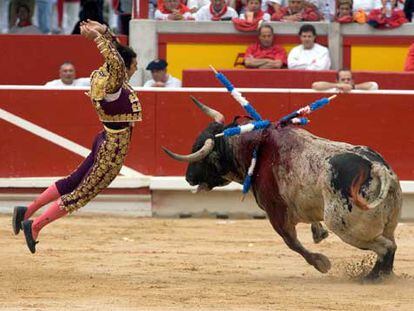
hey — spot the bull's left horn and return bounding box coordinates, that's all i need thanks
[190,96,225,124]
[162,138,215,163]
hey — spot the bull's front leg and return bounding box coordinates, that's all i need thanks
[265,205,331,273]
[311,222,329,244]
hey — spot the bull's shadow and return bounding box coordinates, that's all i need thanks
[163,96,402,281]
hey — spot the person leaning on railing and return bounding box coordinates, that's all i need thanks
[312,69,379,92]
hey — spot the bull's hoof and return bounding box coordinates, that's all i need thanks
[311,224,329,244]
[310,253,331,273]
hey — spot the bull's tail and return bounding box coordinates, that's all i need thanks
[350,163,391,211]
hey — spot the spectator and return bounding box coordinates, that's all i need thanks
[352,0,382,14]
[72,0,105,34]
[244,24,287,69]
[143,59,182,88]
[367,0,407,29]
[61,0,81,34]
[187,0,210,13]
[404,43,414,71]
[404,0,414,21]
[239,0,271,21]
[233,0,271,31]
[9,3,42,34]
[271,0,321,21]
[9,0,35,29]
[115,0,132,35]
[195,0,238,21]
[335,0,354,22]
[155,0,194,20]
[45,62,90,86]
[312,69,379,92]
[36,0,54,33]
[307,0,335,21]
[287,24,331,70]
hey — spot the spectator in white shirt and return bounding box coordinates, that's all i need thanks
[9,3,42,34]
[143,59,182,88]
[287,24,331,71]
[312,69,379,92]
[154,0,194,20]
[195,0,238,21]
[45,62,90,87]
[187,0,210,13]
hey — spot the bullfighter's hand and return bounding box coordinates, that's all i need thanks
[85,19,107,34]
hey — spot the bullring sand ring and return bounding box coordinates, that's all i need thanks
[1,215,414,310]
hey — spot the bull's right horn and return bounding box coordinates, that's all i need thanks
[162,138,215,163]
[190,96,225,124]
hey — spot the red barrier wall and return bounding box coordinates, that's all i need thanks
[182,69,414,90]
[0,35,127,85]
[0,89,413,179]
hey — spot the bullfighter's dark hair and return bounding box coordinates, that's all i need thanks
[115,43,137,70]
[298,24,316,36]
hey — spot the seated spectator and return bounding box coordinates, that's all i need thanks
[306,0,335,21]
[404,0,414,21]
[45,62,90,87]
[335,0,354,23]
[187,0,211,13]
[367,0,407,29]
[143,59,182,88]
[9,3,42,34]
[312,69,379,92]
[404,43,414,71]
[233,0,271,31]
[287,24,331,70]
[239,0,271,21]
[244,24,287,69]
[271,0,321,21]
[195,0,238,21]
[352,0,382,14]
[155,0,194,20]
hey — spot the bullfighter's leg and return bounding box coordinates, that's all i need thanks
[311,222,329,244]
[266,207,331,273]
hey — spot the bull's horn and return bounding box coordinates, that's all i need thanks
[162,138,215,163]
[190,96,225,124]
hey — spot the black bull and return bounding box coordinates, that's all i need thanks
[163,97,402,280]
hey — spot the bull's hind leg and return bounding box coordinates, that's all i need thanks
[266,209,331,273]
[359,235,397,280]
[311,222,329,244]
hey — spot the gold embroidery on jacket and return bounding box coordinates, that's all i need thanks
[59,128,131,213]
[90,34,128,101]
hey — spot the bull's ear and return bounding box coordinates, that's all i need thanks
[162,138,215,163]
[190,96,225,124]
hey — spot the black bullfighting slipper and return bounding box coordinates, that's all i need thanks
[12,206,27,235]
[22,220,38,254]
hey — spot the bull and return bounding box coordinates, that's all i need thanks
[163,97,402,280]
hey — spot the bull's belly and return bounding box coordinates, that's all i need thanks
[286,194,325,224]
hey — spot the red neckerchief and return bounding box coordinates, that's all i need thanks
[159,2,190,14]
[18,20,32,27]
[210,3,228,21]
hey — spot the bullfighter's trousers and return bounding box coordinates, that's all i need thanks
[55,126,131,213]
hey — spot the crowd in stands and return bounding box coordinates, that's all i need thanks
[1,0,414,35]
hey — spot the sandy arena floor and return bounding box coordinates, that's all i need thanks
[1,215,414,310]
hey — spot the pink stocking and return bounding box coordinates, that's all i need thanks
[25,183,60,220]
[31,199,67,240]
